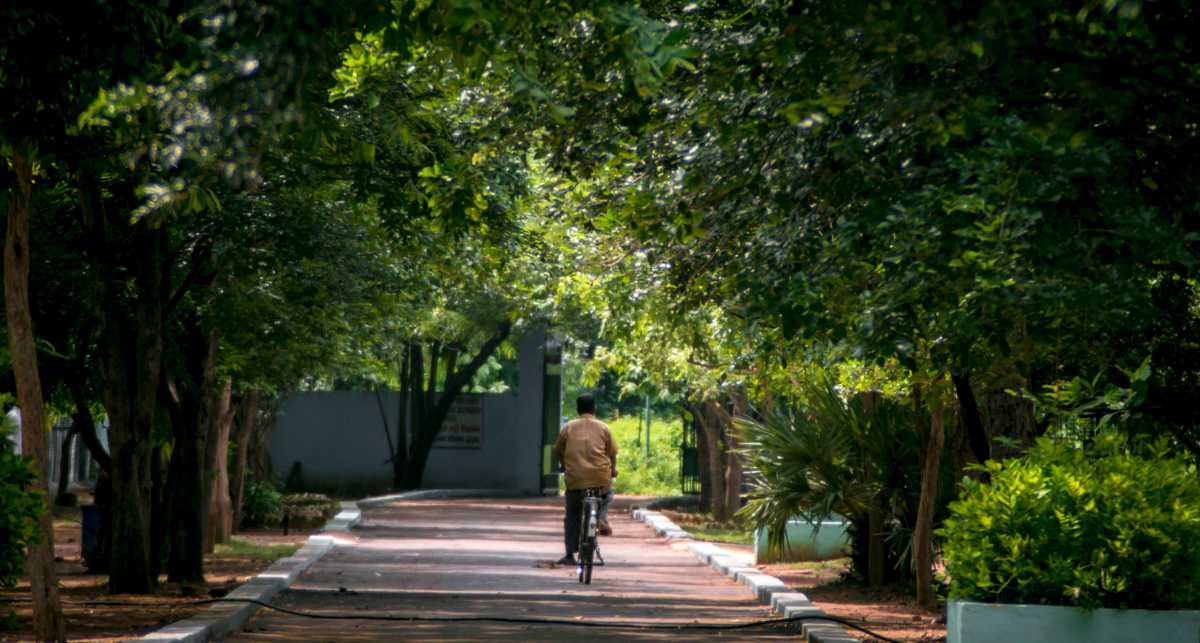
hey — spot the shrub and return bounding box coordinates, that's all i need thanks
[739,372,958,583]
[941,435,1200,610]
[281,493,339,529]
[241,480,283,529]
[0,439,39,589]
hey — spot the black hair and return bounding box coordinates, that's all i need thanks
[576,394,596,415]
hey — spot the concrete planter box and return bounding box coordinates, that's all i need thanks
[948,599,1200,643]
[753,518,850,564]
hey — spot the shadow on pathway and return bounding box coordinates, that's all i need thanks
[223,496,795,641]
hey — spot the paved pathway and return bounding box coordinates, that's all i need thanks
[224,496,793,641]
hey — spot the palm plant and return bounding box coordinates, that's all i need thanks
[738,371,956,582]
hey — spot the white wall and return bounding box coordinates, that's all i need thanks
[270,328,546,495]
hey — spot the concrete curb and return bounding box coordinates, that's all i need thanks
[356,488,531,508]
[142,494,375,640]
[631,508,859,643]
[145,488,534,640]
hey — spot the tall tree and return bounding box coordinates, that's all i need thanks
[3,151,66,640]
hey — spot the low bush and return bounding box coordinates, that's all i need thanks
[1,433,40,630]
[241,480,283,529]
[0,441,39,589]
[281,492,339,529]
[941,435,1200,610]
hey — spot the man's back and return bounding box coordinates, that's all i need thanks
[556,415,617,490]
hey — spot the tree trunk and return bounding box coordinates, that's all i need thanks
[692,407,712,509]
[249,401,279,482]
[693,399,728,521]
[391,344,413,489]
[67,376,110,473]
[721,391,748,521]
[163,371,206,584]
[81,167,165,594]
[206,378,235,550]
[952,372,990,465]
[5,151,66,639]
[402,324,511,489]
[913,384,945,608]
[985,388,1036,461]
[231,390,260,531]
[858,390,886,588]
[56,426,76,502]
[148,443,169,581]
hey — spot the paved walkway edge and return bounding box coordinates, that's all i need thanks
[141,503,364,640]
[142,489,531,641]
[632,508,859,643]
[356,488,531,508]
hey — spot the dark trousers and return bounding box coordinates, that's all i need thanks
[563,487,612,556]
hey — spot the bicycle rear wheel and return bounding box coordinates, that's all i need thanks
[580,542,594,584]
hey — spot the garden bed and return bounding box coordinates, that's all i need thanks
[660,505,945,642]
[0,507,311,641]
[760,559,946,642]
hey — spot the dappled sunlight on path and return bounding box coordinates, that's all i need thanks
[224,496,795,641]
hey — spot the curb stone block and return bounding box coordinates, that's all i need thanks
[740,572,789,601]
[709,555,740,575]
[784,604,827,619]
[630,504,859,642]
[726,566,758,582]
[685,541,721,561]
[772,591,814,612]
[803,622,860,643]
[324,502,362,532]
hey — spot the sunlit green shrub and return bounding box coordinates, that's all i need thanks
[1,425,40,630]
[941,436,1200,610]
[240,480,283,529]
[0,433,39,588]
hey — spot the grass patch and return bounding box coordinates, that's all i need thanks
[213,538,301,562]
[785,557,851,572]
[685,524,753,545]
[660,509,753,545]
[606,415,683,496]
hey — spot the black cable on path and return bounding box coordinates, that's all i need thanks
[0,595,904,642]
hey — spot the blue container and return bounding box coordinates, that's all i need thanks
[753,517,850,564]
[80,504,109,571]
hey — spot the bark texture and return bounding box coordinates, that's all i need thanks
[205,378,235,550]
[230,390,260,531]
[5,152,66,640]
[913,386,945,608]
[692,399,729,521]
[80,167,165,593]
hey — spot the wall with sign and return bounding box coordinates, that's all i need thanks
[270,328,546,495]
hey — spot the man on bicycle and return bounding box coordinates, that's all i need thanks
[553,394,617,566]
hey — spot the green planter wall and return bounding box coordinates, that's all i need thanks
[948,600,1200,643]
[753,519,850,564]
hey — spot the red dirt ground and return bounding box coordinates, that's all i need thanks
[658,509,946,642]
[1,516,311,642]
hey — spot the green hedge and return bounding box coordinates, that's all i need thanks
[941,436,1200,610]
[241,480,283,529]
[0,441,39,589]
[281,493,339,529]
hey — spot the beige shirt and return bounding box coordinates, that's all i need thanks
[554,414,617,490]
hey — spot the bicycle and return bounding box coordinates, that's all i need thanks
[577,487,606,584]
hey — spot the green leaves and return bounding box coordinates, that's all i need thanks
[0,425,39,590]
[942,435,1200,610]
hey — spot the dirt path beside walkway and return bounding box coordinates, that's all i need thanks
[224,496,797,641]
